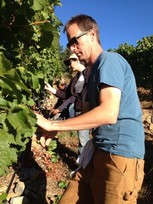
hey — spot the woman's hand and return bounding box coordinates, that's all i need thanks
[44,82,56,94]
[52,109,61,115]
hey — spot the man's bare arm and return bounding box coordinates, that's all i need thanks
[35,86,121,131]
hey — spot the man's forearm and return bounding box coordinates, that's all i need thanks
[36,104,116,132]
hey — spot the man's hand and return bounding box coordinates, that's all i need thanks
[35,112,54,131]
[40,131,58,147]
[36,127,58,147]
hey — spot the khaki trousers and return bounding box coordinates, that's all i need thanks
[58,149,144,204]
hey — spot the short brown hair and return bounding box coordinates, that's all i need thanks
[63,14,101,45]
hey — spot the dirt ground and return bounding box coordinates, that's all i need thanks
[0,87,153,204]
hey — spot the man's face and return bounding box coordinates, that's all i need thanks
[66,23,92,63]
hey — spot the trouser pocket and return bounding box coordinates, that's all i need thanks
[105,154,144,202]
[123,159,144,201]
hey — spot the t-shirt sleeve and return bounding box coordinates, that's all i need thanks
[98,54,125,91]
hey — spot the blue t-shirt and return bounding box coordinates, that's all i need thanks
[88,51,145,159]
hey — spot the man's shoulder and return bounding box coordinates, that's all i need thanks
[101,51,121,59]
[99,51,128,67]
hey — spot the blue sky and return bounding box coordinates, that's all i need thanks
[55,0,153,50]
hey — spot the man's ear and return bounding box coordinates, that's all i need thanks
[89,28,96,40]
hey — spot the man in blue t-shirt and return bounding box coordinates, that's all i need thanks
[35,14,145,204]
[89,51,144,159]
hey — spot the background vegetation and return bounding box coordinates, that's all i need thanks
[110,36,153,89]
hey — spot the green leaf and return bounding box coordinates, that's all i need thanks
[0,132,18,176]
[0,0,6,7]
[51,154,59,163]
[0,98,7,107]
[7,105,36,131]
[58,181,67,189]
[30,0,46,11]
[17,66,26,75]
[0,53,30,94]
[1,77,23,103]
[0,113,8,131]
[41,23,55,32]
[0,52,12,73]
[47,140,57,152]
[0,192,7,203]
[1,69,30,94]
[32,74,39,89]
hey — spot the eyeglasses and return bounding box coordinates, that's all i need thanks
[66,31,88,49]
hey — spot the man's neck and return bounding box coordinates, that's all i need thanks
[88,45,103,67]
